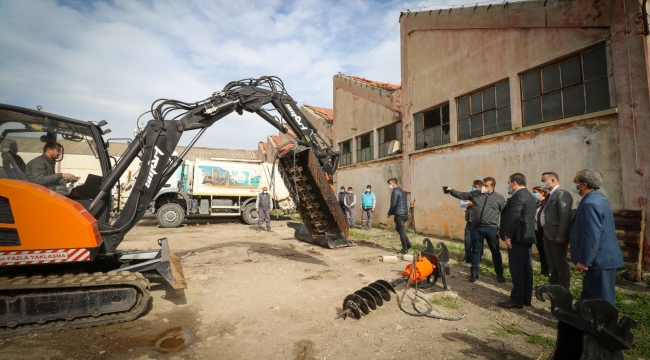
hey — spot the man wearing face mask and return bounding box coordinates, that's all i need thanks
[344,187,357,227]
[445,177,506,283]
[460,180,483,263]
[497,173,537,309]
[361,185,376,230]
[256,186,273,232]
[338,186,347,216]
[539,172,574,290]
[569,169,622,306]
[387,178,411,254]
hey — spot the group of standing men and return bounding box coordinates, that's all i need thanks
[337,179,412,255]
[446,169,623,309]
[338,185,376,230]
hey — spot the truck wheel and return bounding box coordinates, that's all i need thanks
[242,203,258,225]
[157,203,185,228]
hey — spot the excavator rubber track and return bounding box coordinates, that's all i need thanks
[0,271,150,338]
[277,145,349,248]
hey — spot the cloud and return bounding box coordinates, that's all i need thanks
[0,0,489,149]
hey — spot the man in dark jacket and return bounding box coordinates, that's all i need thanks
[569,169,623,306]
[25,141,79,188]
[256,186,273,232]
[497,173,537,309]
[539,171,574,290]
[445,177,506,283]
[387,178,411,254]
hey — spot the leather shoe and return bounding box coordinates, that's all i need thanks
[523,299,532,306]
[469,273,479,282]
[398,249,407,255]
[498,300,523,309]
[497,275,506,283]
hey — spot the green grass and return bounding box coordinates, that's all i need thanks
[527,335,556,347]
[489,325,507,337]
[348,229,372,240]
[503,325,523,335]
[615,291,650,359]
[430,296,461,310]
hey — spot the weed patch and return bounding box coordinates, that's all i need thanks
[527,335,555,347]
[430,296,461,310]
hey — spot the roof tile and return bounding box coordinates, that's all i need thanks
[303,105,333,123]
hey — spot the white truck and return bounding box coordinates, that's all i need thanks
[117,158,294,228]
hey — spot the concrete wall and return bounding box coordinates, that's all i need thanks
[333,75,401,165]
[410,115,622,239]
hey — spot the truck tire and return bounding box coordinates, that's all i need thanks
[242,203,258,225]
[156,203,185,228]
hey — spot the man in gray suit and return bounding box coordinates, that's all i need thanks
[539,172,574,290]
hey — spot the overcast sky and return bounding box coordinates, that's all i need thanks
[0,0,493,150]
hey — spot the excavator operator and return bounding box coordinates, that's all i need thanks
[25,140,79,190]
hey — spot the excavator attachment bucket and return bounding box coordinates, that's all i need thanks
[277,145,349,248]
[115,238,187,290]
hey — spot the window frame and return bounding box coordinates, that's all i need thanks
[378,121,402,158]
[456,80,511,141]
[355,131,374,163]
[413,103,450,150]
[338,139,353,166]
[520,43,610,127]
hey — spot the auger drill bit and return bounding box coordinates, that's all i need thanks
[341,239,452,320]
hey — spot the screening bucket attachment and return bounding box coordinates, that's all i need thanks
[277,145,349,248]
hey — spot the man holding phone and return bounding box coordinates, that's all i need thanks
[444,177,506,283]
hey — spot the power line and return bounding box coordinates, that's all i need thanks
[304,22,399,104]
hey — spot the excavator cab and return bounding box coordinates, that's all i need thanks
[0,104,185,338]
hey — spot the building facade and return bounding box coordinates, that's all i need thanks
[333,0,650,269]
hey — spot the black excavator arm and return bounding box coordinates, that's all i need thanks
[91,76,346,255]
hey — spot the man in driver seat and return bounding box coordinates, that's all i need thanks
[25,140,79,188]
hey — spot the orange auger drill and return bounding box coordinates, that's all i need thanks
[341,239,464,321]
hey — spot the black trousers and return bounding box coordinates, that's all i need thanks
[534,228,549,276]
[508,242,533,304]
[394,215,411,251]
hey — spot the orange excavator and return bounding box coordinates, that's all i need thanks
[0,76,348,337]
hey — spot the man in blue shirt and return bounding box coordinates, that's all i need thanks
[361,185,376,230]
[569,169,623,306]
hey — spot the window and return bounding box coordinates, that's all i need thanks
[414,104,450,150]
[339,140,352,166]
[457,81,511,141]
[378,122,402,157]
[521,44,610,126]
[356,132,373,163]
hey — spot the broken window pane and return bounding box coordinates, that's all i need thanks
[458,117,470,140]
[483,87,495,110]
[523,97,542,126]
[483,110,497,135]
[432,108,441,127]
[497,106,511,131]
[542,64,561,93]
[582,45,607,81]
[496,82,510,107]
[441,104,450,124]
[561,56,581,87]
[470,92,482,114]
[458,96,468,118]
[562,84,585,117]
[423,110,436,130]
[585,77,610,113]
[542,91,562,122]
[521,71,540,100]
[470,114,483,138]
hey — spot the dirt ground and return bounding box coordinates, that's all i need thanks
[0,217,563,360]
